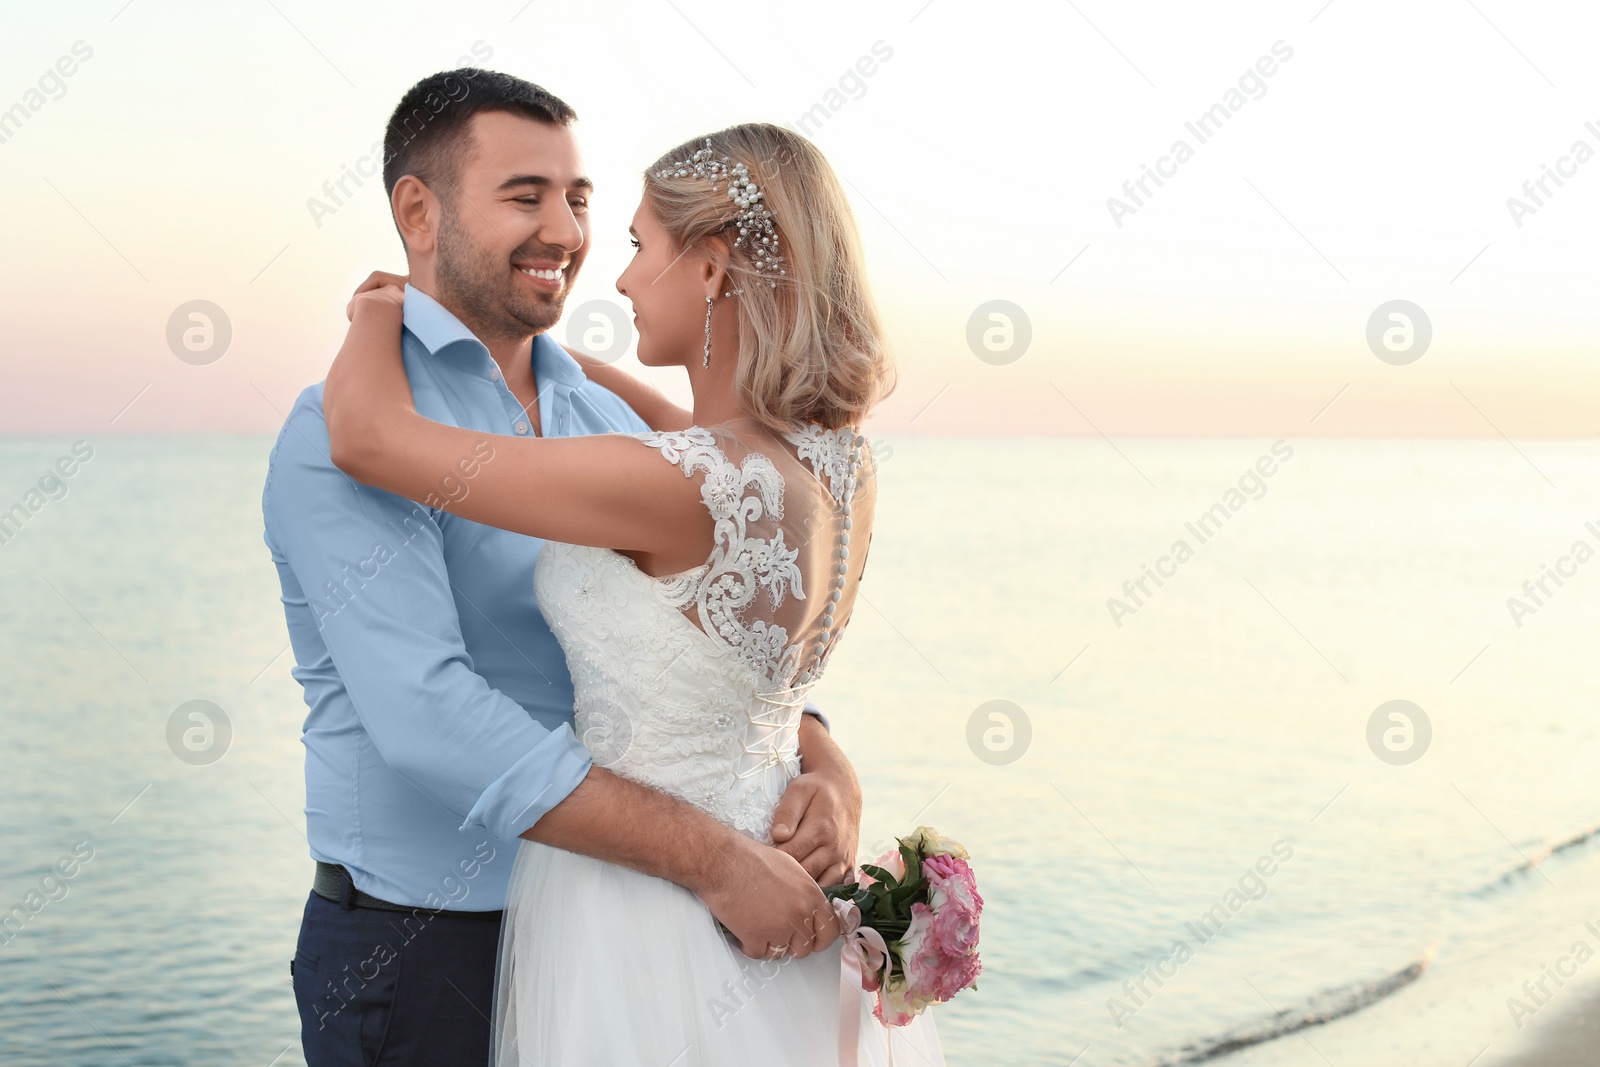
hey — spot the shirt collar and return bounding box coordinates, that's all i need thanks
[402,284,483,361]
[530,331,587,390]
[403,283,587,390]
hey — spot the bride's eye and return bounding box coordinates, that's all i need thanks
[628,237,640,251]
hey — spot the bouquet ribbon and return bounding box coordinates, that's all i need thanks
[832,893,890,1066]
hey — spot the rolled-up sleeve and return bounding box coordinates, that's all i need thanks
[263,393,591,840]
[803,701,830,732]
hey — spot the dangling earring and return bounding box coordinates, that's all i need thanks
[702,296,713,368]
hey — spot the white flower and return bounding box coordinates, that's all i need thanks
[903,826,970,860]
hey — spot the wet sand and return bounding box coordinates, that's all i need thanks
[1509,992,1600,1067]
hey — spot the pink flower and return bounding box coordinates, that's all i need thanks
[931,944,983,1001]
[923,854,983,958]
[859,848,905,888]
[898,902,944,1001]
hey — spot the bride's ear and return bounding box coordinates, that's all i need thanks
[698,237,731,299]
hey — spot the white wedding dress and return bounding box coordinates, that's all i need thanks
[489,423,945,1066]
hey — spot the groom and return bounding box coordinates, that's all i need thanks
[263,69,861,1066]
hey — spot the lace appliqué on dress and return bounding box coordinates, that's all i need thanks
[634,427,808,688]
[785,422,869,505]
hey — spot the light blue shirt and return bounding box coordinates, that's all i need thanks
[262,286,651,910]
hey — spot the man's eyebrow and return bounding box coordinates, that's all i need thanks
[495,174,595,193]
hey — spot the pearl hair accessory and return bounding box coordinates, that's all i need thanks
[655,139,786,285]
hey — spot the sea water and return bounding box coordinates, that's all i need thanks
[2,435,1599,1066]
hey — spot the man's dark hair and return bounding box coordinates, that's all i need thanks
[381,69,577,202]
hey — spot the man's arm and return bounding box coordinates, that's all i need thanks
[265,394,591,838]
[523,719,862,891]
[802,700,831,732]
[521,764,841,958]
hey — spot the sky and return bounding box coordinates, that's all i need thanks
[1,0,1597,437]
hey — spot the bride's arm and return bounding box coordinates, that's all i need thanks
[565,347,693,432]
[323,288,706,557]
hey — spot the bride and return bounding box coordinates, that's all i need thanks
[323,122,943,1065]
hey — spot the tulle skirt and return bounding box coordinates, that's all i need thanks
[490,839,945,1066]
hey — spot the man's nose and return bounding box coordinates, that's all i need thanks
[540,201,585,254]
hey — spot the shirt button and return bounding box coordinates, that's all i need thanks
[490,366,502,381]
[515,421,529,434]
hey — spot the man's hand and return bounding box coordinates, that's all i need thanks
[523,764,840,960]
[696,832,843,960]
[770,716,862,887]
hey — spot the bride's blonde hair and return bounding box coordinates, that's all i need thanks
[642,123,894,432]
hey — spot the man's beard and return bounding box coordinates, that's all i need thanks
[434,201,570,341]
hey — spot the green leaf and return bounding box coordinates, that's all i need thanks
[899,842,920,878]
[860,864,898,889]
[889,877,926,907]
[824,882,876,914]
[832,883,870,908]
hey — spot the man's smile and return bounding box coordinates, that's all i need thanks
[514,261,568,293]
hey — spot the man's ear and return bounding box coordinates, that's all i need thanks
[391,175,440,257]
[698,236,731,298]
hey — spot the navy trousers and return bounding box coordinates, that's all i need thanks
[291,888,504,1066]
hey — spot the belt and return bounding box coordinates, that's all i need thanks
[312,862,503,920]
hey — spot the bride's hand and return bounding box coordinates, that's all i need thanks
[325,273,412,479]
[346,270,408,320]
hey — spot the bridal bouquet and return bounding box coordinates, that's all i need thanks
[823,826,984,1026]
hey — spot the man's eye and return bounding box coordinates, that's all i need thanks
[515,197,539,206]
[569,199,589,212]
